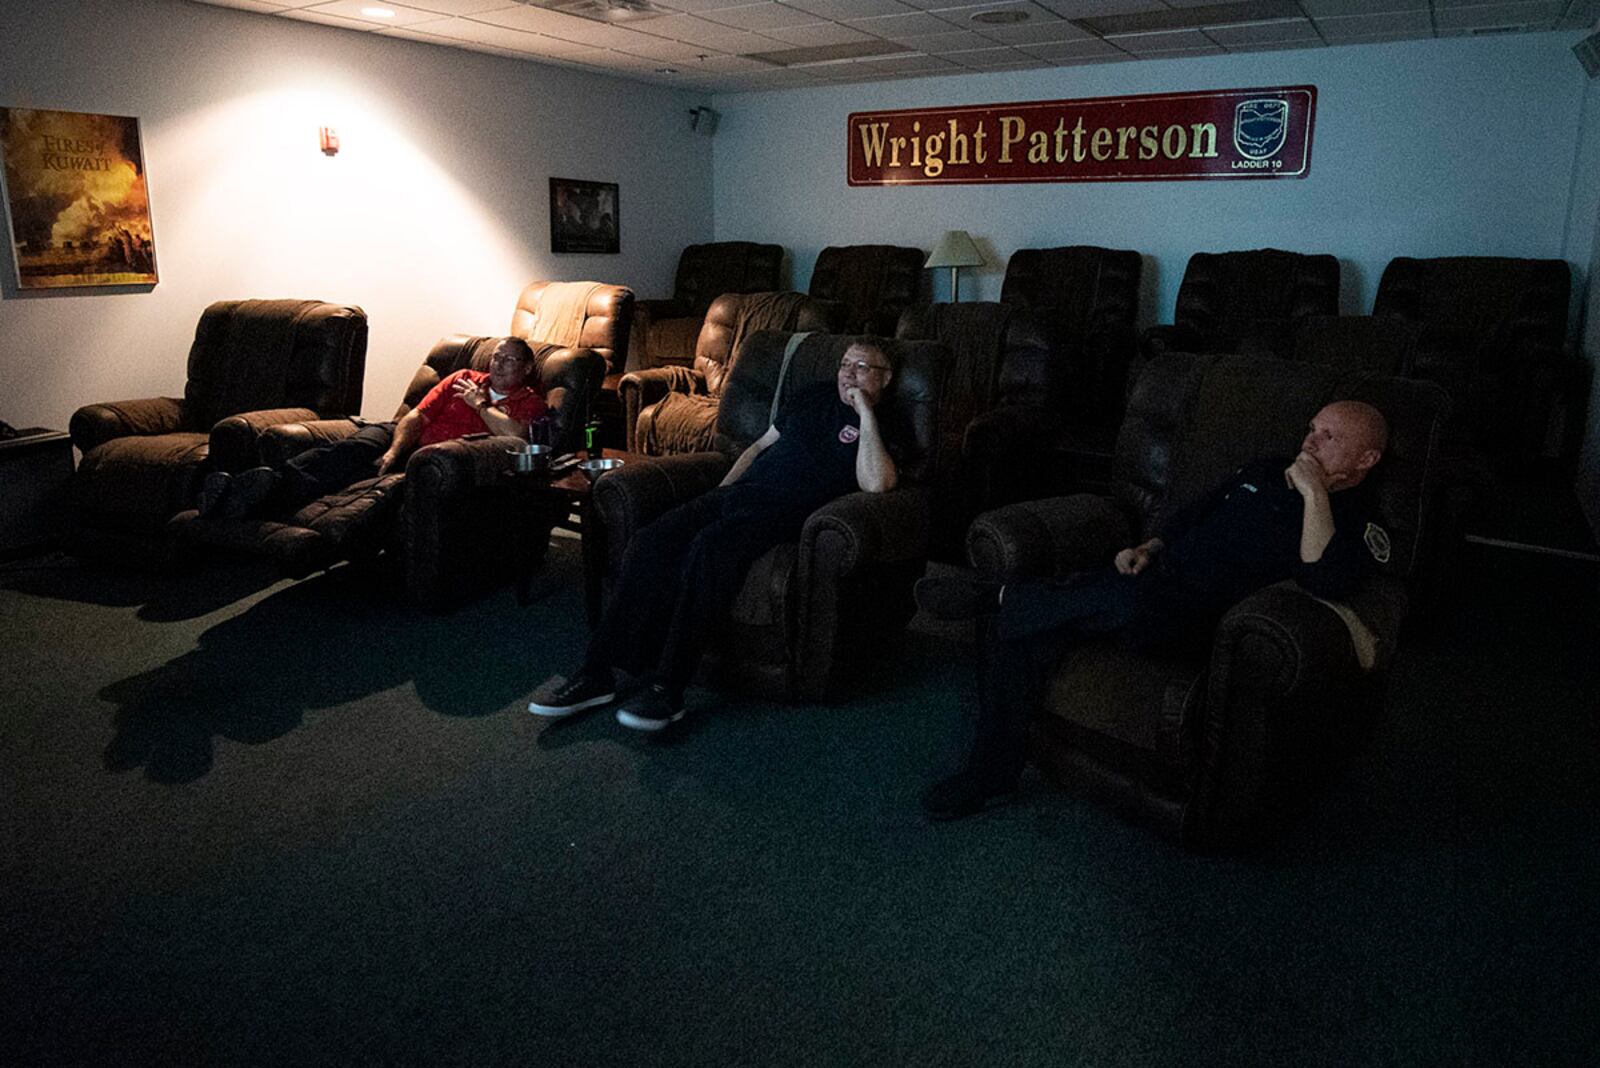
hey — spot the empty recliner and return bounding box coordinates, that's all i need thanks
[808,244,925,335]
[1142,248,1340,367]
[68,299,368,565]
[630,242,783,370]
[620,291,845,456]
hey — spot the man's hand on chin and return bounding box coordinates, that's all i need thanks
[845,386,873,415]
[1285,452,1329,497]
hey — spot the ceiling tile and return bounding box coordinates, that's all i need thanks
[198,0,292,12]
[975,19,1091,42]
[1432,1,1561,28]
[393,17,596,52]
[759,20,877,42]
[657,0,771,11]
[1295,0,1428,13]
[898,28,997,49]
[698,2,822,29]
[847,10,955,34]
[1031,0,1164,14]
[280,8,387,29]
[469,5,616,34]
[784,0,917,17]
[304,0,468,25]
[614,32,724,57]
[1312,9,1430,36]
[395,0,516,14]
[1014,35,1123,57]
[1202,17,1319,43]
[1105,26,1216,50]
[942,43,1037,65]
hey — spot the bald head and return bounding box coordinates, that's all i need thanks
[1301,401,1388,490]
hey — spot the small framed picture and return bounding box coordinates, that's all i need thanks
[549,177,618,255]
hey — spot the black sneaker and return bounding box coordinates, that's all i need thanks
[615,684,684,732]
[527,670,616,718]
[196,471,233,517]
[914,576,1004,621]
[920,769,1018,821]
[222,465,281,519]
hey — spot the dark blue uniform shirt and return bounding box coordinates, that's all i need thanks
[1156,458,1381,611]
[728,383,864,518]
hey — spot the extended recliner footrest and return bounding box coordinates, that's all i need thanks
[168,474,406,578]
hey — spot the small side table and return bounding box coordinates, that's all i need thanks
[0,428,74,559]
[503,448,641,621]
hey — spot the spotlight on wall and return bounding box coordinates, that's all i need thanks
[688,106,720,137]
[319,126,340,156]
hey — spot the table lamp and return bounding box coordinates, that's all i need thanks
[924,229,985,302]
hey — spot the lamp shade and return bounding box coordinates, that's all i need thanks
[924,229,985,270]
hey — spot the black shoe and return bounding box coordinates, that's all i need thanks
[920,769,1018,821]
[196,471,232,517]
[222,465,281,519]
[615,684,684,732]
[914,576,1004,621]
[528,670,617,718]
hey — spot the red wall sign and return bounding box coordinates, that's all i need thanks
[848,86,1316,186]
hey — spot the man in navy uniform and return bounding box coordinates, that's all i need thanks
[916,400,1391,820]
[529,341,899,731]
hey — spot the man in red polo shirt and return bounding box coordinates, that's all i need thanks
[197,336,547,519]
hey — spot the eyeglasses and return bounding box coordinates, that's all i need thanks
[839,357,890,374]
[490,353,526,366]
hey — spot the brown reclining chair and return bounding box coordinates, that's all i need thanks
[1372,255,1578,470]
[590,329,945,700]
[170,334,603,610]
[999,245,1144,495]
[68,299,368,564]
[509,280,632,447]
[619,291,845,455]
[808,244,925,335]
[629,242,783,371]
[966,352,1450,849]
[892,302,1052,560]
[1141,248,1340,369]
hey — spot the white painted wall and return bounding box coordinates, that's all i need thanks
[0,0,713,429]
[710,34,1590,330]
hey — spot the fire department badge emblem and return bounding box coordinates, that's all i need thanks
[1234,98,1289,160]
[1364,522,1392,564]
[839,425,860,444]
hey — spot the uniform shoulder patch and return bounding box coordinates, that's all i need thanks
[838,425,859,444]
[1364,522,1392,564]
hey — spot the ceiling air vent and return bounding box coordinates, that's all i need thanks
[746,41,912,67]
[513,0,669,24]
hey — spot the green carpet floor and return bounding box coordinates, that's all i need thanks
[2,542,1595,1067]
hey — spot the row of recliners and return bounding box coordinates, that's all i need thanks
[64,254,1470,848]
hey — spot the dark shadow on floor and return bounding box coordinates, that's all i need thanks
[97,550,592,783]
[0,551,286,621]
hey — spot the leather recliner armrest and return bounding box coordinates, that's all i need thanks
[1190,582,1379,849]
[966,494,1133,580]
[257,418,365,468]
[963,404,1063,464]
[209,407,321,472]
[799,485,929,579]
[590,452,730,539]
[618,366,707,452]
[70,397,187,453]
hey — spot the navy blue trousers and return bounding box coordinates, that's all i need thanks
[275,422,398,513]
[970,567,1205,781]
[583,487,809,699]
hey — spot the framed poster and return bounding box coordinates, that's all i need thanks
[0,107,159,288]
[549,177,618,254]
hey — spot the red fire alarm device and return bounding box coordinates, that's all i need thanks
[319,127,340,156]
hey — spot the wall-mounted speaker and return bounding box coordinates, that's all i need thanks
[688,106,720,136]
[1576,30,1600,79]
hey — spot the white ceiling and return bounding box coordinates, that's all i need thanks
[192,0,1597,93]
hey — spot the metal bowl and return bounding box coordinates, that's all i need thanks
[506,443,552,474]
[578,457,624,483]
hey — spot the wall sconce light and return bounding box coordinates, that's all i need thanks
[924,229,985,302]
[319,126,340,156]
